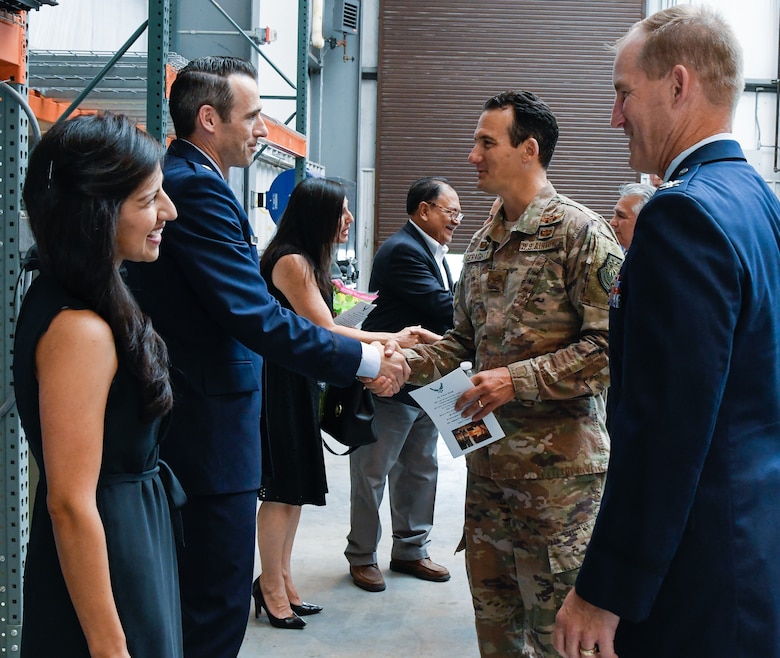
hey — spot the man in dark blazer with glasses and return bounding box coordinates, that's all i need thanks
[346,177,461,592]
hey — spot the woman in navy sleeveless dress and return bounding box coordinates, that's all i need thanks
[13,114,183,657]
[252,177,439,629]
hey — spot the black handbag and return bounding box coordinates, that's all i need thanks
[319,380,378,455]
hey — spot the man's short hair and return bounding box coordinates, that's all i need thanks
[618,182,656,215]
[169,56,258,138]
[620,5,744,112]
[483,91,559,169]
[406,177,452,216]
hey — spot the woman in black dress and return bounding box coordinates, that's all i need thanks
[253,177,438,629]
[14,113,183,657]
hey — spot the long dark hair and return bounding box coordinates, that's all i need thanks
[23,113,173,419]
[261,177,346,302]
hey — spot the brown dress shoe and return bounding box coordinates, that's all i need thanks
[389,558,451,582]
[350,563,386,592]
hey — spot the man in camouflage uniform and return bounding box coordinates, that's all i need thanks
[406,91,623,657]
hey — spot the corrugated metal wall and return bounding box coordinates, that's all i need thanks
[376,0,643,251]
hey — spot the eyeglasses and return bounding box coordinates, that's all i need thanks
[427,202,464,222]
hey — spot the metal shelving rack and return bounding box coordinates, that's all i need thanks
[0,6,31,653]
[0,3,173,651]
[0,2,312,651]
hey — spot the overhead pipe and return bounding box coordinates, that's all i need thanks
[311,0,324,49]
[0,80,41,146]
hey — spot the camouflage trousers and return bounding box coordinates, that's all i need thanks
[463,470,605,657]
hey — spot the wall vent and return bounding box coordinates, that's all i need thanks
[334,0,359,34]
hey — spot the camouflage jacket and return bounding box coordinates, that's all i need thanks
[407,183,624,480]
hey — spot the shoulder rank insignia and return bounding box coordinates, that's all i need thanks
[658,179,682,190]
[539,207,564,225]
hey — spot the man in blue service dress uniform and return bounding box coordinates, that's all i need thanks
[554,7,780,658]
[126,56,408,658]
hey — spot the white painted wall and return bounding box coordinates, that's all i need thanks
[648,0,780,192]
[28,0,149,52]
[256,1,299,123]
[647,0,778,80]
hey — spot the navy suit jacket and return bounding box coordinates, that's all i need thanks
[576,141,780,656]
[126,140,362,496]
[363,220,454,404]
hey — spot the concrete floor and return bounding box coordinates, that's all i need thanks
[238,436,480,658]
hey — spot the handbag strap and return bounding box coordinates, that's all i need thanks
[321,434,359,456]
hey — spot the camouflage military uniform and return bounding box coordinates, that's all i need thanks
[407,183,623,657]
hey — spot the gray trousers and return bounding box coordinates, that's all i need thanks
[345,395,440,565]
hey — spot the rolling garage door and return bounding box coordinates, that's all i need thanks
[375,0,643,251]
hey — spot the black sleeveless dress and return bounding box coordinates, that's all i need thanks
[258,247,329,506]
[13,274,185,657]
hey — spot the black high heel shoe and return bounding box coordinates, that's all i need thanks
[290,601,323,616]
[252,578,306,629]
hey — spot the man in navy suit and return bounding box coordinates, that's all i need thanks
[126,56,408,658]
[554,7,780,658]
[346,177,460,592]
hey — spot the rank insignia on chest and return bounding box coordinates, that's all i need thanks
[487,268,507,293]
[609,273,622,309]
[598,253,623,294]
[537,226,555,240]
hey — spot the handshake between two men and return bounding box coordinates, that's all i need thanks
[359,326,519,423]
[360,326,438,397]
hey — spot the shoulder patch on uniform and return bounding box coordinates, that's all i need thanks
[597,253,622,293]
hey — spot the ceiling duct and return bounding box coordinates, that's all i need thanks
[0,0,57,11]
